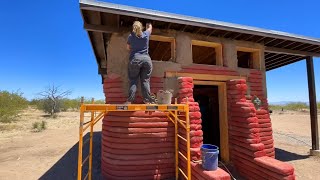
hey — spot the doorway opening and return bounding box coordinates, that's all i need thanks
[193,85,220,153]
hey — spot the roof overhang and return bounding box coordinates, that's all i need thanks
[80,0,320,72]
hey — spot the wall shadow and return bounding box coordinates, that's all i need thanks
[275,147,310,162]
[39,132,102,180]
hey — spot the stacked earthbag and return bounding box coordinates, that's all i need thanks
[227,79,295,180]
[101,111,175,180]
[177,77,203,162]
[248,70,269,110]
[248,70,275,157]
[176,77,230,180]
[256,109,275,158]
[227,80,266,173]
[103,76,127,104]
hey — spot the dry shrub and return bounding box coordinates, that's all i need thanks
[0,90,28,123]
[32,121,47,132]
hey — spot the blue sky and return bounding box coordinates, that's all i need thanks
[0,0,319,103]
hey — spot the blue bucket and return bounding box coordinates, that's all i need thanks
[201,144,219,171]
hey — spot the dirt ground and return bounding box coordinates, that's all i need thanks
[0,109,102,180]
[0,108,319,179]
[271,110,320,180]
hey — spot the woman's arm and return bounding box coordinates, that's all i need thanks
[127,34,132,50]
[146,23,152,34]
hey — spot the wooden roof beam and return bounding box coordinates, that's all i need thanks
[230,33,244,40]
[300,45,320,52]
[291,42,309,50]
[243,34,255,41]
[84,23,127,33]
[255,36,267,43]
[265,46,320,57]
[282,41,298,48]
[264,38,278,45]
[266,55,297,65]
[166,22,172,30]
[266,56,305,71]
[221,31,232,38]
[194,27,203,35]
[272,40,288,47]
[206,29,217,38]
[181,25,188,32]
[265,53,281,60]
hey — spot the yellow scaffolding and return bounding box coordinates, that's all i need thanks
[77,99,192,180]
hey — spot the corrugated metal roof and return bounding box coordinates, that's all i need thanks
[79,0,320,73]
[80,0,320,46]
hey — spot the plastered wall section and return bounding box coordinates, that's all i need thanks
[105,31,267,97]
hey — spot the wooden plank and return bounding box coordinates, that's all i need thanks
[150,35,175,42]
[265,46,320,57]
[192,40,221,48]
[236,46,260,53]
[172,38,176,61]
[193,80,224,86]
[193,80,229,162]
[216,45,223,66]
[165,72,246,81]
[219,82,229,162]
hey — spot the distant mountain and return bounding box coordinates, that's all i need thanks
[269,101,307,105]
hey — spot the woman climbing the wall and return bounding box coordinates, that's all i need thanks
[126,21,155,104]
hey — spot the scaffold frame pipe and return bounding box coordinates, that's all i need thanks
[77,101,191,180]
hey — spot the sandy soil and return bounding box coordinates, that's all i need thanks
[0,109,319,179]
[0,109,102,180]
[271,110,320,180]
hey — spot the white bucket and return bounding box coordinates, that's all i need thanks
[157,90,173,104]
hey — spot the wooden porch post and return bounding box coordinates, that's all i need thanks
[306,56,319,151]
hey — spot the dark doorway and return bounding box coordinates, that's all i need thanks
[193,85,220,150]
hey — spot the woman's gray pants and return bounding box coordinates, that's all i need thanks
[127,54,153,103]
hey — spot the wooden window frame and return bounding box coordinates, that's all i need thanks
[236,47,262,69]
[191,40,223,66]
[150,35,176,61]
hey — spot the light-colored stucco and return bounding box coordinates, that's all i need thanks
[105,30,267,97]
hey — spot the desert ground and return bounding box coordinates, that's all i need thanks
[0,108,319,180]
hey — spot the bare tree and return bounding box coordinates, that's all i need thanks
[38,84,72,116]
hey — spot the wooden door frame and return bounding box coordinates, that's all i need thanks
[165,72,241,163]
[193,80,229,163]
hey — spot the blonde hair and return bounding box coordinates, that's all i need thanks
[132,21,143,37]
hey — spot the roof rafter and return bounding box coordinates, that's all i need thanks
[267,56,305,71]
[265,46,320,57]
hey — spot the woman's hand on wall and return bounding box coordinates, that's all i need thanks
[146,23,152,34]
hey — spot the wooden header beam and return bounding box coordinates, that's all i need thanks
[165,72,246,81]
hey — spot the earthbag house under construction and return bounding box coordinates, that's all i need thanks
[79,0,320,179]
